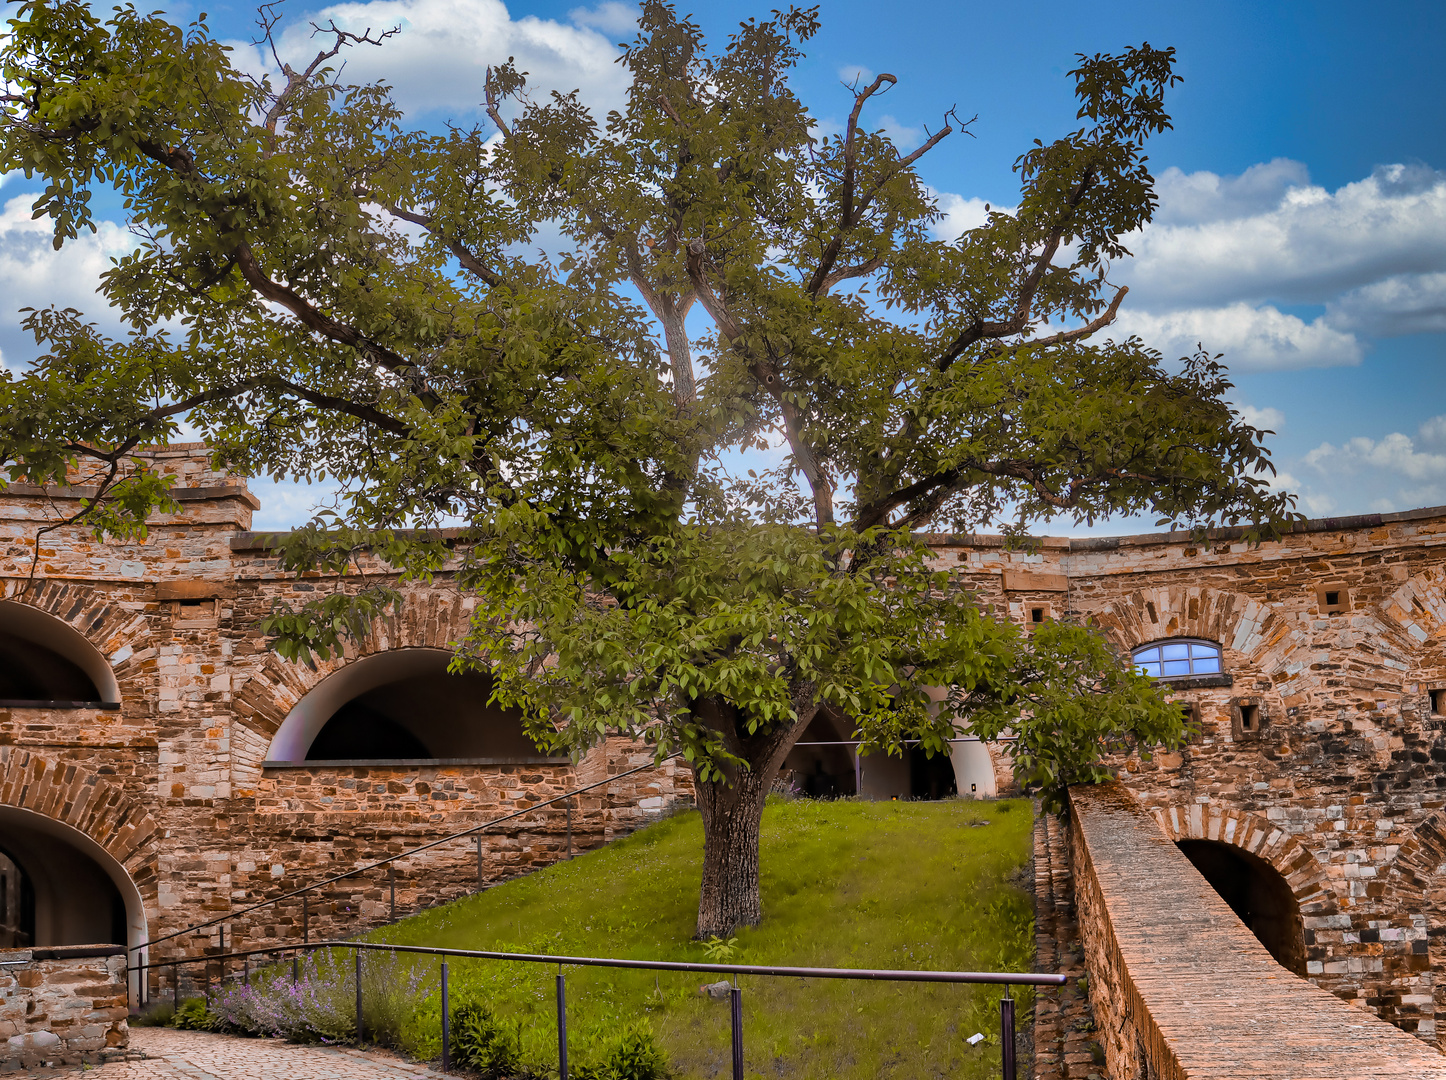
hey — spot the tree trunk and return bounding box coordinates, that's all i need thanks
[694,762,769,938]
[689,695,818,939]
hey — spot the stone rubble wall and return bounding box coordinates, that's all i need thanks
[1,444,1443,1049]
[1065,781,1446,1079]
[0,947,128,1069]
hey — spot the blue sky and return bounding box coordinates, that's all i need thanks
[2,0,1443,531]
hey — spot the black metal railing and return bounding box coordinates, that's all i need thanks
[129,938,1066,1080]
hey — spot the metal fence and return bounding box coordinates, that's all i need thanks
[130,938,1066,1080]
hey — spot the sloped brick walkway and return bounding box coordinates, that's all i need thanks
[63,1028,450,1079]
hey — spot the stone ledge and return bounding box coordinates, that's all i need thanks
[262,757,572,769]
[1068,781,1446,1079]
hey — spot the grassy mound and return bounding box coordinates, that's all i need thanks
[374,796,1035,1079]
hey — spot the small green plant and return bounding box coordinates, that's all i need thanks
[451,1001,525,1077]
[700,936,739,964]
[576,1019,668,1080]
[129,1000,175,1028]
[172,996,218,1031]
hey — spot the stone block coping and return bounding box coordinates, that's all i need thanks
[1069,781,1446,1079]
[0,945,127,962]
[261,757,573,769]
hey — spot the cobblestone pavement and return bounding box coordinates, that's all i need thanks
[32,1028,451,1078]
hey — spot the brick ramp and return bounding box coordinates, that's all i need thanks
[1069,781,1446,1080]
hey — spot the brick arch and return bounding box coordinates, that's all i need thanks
[0,745,161,902]
[1379,567,1446,646]
[1150,801,1339,917]
[1380,810,1446,909]
[1087,584,1312,696]
[0,578,154,694]
[231,584,479,744]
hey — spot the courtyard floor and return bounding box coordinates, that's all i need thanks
[47,1028,450,1078]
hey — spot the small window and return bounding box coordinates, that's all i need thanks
[1315,584,1351,615]
[1132,639,1223,681]
[1240,703,1260,732]
[1030,607,1046,624]
[1431,689,1446,718]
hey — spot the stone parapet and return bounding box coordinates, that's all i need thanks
[0,945,128,1069]
[1067,781,1446,1079]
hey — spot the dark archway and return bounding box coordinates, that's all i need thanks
[1178,839,1307,976]
[0,601,119,705]
[781,711,857,797]
[909,746,958,800]
[268,648,549,762]
[0,822,126,948]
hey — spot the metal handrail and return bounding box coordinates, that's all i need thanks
[131,938,1065,1080]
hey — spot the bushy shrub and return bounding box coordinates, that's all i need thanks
[452,1001,525,1077]
[172,996,219,1031]
[576,1020,668,1080]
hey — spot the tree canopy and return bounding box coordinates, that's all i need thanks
[0,0,1293,934]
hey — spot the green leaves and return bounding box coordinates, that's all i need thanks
[958,620,1186,815]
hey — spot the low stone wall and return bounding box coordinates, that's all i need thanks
[1068,781,1446,1080]
[0,945,128,1070]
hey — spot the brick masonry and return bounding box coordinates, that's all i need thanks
[0,946,128,1069]
[1066,780,1446,1079]
[0,447,695,1007]
[2,447,1445,1060]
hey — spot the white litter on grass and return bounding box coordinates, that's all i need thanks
[967,1033,985,1046]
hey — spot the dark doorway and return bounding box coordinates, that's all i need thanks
[0,847,35,948]
[0,629,102,702]
[1178,840,1307,976]
[909,746,958,800]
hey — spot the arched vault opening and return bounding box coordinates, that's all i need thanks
[0,805,148,994]
[0,600,120,705]
[1178,839,1308,976]
[265,648,553,763]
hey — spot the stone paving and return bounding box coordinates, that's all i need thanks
[33,1028,450,1079]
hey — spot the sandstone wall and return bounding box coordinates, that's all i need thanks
[924,510,1446,1049]
[0,946,128,1069]
[1065,782,1446,1079]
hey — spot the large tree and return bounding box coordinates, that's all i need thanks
[0,0,1290,935]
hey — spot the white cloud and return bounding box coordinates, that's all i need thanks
[930,192,995,239]
[1110,302,1363,371]
[1121,163,1446,310]
[1305,432,1446,482]
[226,0,630,119]
[566,1,637,36]
[1418,414,1446,447]
[1326,271,1446,337]
[1237,404,1284,430]
[1151,158,1311,226]
[0,192,139,369]
[837,64,874,86]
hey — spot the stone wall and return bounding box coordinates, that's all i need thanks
[924,509,1446,1049]
[1065,781,1446,1079]
[0,946,128,1069]
[2,445,1444,1047]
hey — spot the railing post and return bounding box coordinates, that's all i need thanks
[1000,985,1016,1080]
[355,948,364,1045]
[244,956,249,985]
[293,953,301,984]
[476,834,483,891]
[302,895,309,950]
[440,961,450,1073]
[566,803,573,859]
[218,925,225,988]
[389,863,396,921]
[172,961,179,1005]
[730,982,743,1080]
[556,968,568,1080]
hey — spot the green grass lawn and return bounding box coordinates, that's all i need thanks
[369,796,1036,1079]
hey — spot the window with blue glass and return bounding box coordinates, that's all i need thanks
[1131,639,1223,680]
